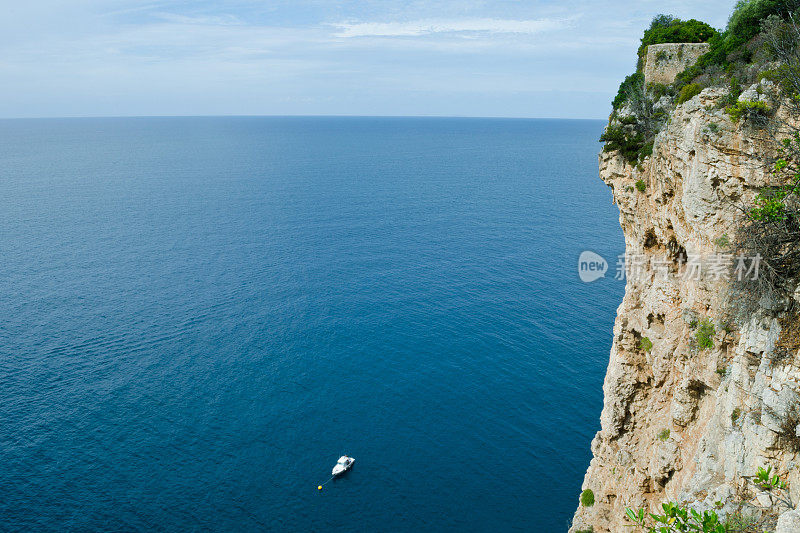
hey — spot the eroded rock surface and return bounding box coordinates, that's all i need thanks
[570,84,800,532]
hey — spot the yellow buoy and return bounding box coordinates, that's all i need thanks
[318,485,322,490]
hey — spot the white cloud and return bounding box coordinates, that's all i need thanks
[329,17,573,38]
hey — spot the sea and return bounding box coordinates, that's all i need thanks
[0,116,624,532]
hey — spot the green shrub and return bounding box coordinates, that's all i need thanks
[600,125,653,164]
[725,99,770,122]
[635,179,647,192]
[750,186,793,221]
[657,428,671,441]
[728,0,800,43]
[677,83,703,103]
[639,141,654,159]
[731,407,742,423]
[725,512,759,531]
[612,72,644,110]
[695,319,716,349]
[707,122,720,133]
[580,489,595,507]
[626,502,725,532]
[639,336,653,351]
[648,83,673,100]
[754,465,786,490]
[718,77,743,109]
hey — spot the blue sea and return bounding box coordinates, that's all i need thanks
[0,117,623,532]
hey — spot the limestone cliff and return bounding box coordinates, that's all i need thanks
[570,80,800,532]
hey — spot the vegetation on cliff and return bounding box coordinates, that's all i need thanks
[583,3,800,531]
[602,17,716,164]
[602,1,800,166]
[625,467,792,531]
[600,0,800,317]
[728,2,800,320]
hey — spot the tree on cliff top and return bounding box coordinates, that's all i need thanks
[729,0,800,42]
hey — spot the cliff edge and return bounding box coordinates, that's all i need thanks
[571,7,800,533]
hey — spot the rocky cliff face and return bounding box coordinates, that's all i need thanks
[570,82,800,532]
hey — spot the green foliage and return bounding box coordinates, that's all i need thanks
[657,428,671,441]
[723,511,759,531]
[714,233,730,248]
[725,99,770,122]
[625,502,726,532]
[754,465,786,490]
[639,336,653,351]
[675,1,800,91]
[695,320,715,350]
[613,72,644,110]
[749,186,793,221]
[707,122,720,133]
[635,179,647,192]
[600,125,653,164]
[639,141,654,159]
[731,407,741,423]
[718,77,742,108]
[729,0,800,43]
[648,83,673,100]
[580,489,595,507]
[759,68,779,82]
[677,83,703,104]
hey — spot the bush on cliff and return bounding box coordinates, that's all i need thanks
[613,72,645,110]
[599,125,651,163]
[625,503,725,532]
[695,320,715,350]
[729,0,800,43]
[725,99,770,123]
[677,83,703,103]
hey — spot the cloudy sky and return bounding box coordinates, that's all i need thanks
[2,1,736,119]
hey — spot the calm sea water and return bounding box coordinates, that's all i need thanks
[0,117,623,532]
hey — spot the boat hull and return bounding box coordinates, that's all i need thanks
[331,459,354,476]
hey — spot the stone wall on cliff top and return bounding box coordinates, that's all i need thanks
[569,80,800,532]
[643,43,710,86]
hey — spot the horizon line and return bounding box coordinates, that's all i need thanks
[0,113,608,121]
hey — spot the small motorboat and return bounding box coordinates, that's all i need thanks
[332,455,355,476]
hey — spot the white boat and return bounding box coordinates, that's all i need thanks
[332,455,355,476]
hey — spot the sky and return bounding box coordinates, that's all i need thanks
[1,1,737,119]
